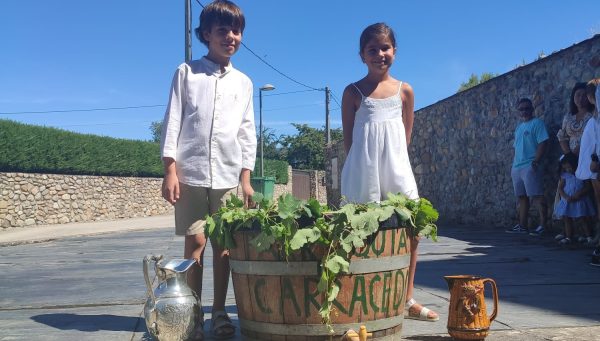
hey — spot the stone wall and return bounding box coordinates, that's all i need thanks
[0,172,172,228]
[0,168,294,229]
[327,35,600,227]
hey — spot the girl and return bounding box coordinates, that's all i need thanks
[554,153,595,245]
[340,23,438,321]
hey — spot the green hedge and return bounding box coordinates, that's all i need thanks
[253,158,289,184]
[0,119,163,177]
[0,119,290,183]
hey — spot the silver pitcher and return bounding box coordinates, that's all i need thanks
[143,254,201,341]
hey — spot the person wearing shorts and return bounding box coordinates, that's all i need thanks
[506,98,549,235]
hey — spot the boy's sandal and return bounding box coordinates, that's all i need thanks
[405,298,439,322]
[211,310,236,339]
[191,312,205,341]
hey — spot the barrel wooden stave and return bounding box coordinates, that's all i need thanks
[229,227,411,340]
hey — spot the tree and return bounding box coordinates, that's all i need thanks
[280,124,342,170]
[457,72,498,92]
[149,121,162,143]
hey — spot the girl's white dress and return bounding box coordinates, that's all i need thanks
[554,172,596,218]
[341,82,419,203]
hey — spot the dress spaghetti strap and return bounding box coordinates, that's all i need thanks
[397,81,403,96]
[352,83,365,98]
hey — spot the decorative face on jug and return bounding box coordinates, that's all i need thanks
[143,255,201,341]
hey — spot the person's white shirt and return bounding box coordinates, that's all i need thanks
[160,57,257,189]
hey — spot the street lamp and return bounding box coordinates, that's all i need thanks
[259,83,275,177]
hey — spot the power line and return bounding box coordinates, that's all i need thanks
[194,0,323,91]
[0,104,165,115]
[330,91,343,110]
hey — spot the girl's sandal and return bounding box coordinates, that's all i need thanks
[404,298,439,322]
[340,329,359,341]
[211,310,236,339]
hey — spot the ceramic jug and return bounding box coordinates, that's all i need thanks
[444,275,498,341]
[143,254,201,341]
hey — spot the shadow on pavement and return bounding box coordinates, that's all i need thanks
[413,225,600,321]
[31,313,145,332]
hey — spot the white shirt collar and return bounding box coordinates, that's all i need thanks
[200,56,232,76]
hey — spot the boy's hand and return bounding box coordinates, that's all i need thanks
[162,172,180,205]
[242,183,254,208]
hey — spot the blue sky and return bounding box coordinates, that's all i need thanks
[1,0,599,141]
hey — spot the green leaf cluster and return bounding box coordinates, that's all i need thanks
[206,191,439,332]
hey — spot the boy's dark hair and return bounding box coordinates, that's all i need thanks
[569,82,594,114]
[558,152,578,175]
[359,23,396,55]
[195,0,245,47]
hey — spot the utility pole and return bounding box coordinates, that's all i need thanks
[185,0,192,62]
[325,86,331,144]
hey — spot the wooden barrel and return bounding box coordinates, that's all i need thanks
[229,226,412,340]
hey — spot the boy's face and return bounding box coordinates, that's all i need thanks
[203,23,242,61]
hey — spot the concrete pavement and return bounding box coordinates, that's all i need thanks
[1,216,599,340]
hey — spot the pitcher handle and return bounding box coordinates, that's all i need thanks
[483,278,498,322]
[143,254,163,304]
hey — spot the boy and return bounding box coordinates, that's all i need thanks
[160,1,256,338]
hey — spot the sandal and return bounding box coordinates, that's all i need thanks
[340,329,359,341]
[211,310,236,339]
[405,298,439,322]
[191,314,205,341]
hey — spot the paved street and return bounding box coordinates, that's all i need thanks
[1,216,599,340]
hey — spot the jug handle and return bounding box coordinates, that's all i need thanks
[143,254,163,304]
[483,278,498,322]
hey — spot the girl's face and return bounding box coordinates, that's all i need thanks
[360,34,396,73]
[562,162,574,174]
[574,89,589,110]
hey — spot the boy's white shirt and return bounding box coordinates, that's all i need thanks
[161,57,257,189]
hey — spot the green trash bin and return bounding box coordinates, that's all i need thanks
[250,176,275,200]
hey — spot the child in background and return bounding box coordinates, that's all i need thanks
[340,23,438,321]
[553,153,595,245]
[160,1,256,338]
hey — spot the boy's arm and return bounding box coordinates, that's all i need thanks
[161,67,185,162]
[160,67,185,205]
[240,168,253,207]
[162,157,179,205]
[237,84,257,207]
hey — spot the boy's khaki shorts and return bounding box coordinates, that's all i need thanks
[174,183,233,236]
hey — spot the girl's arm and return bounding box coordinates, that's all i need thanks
[401,82,415,146]
[341,84,359,155]
[572,179,592,200]
[557,177,569,200]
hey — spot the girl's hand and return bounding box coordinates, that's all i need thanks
[162,172,180,205]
